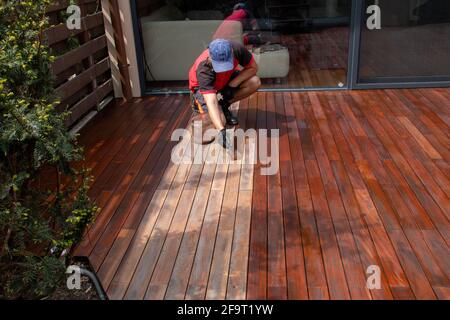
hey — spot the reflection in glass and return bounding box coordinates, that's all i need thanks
[136,0,351,91]
[359,0,450,82]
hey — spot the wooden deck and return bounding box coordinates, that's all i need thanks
[74,88,450,300]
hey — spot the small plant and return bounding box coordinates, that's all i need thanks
[0,0,98,299]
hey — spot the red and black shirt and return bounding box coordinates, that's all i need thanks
[188,41,254,94]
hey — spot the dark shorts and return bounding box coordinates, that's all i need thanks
[190,71,240,114]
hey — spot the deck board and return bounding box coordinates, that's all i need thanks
[75,89,450,300]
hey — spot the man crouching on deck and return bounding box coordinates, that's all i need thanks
[189,38,261,149]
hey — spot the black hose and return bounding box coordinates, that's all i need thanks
[79,268,108,300]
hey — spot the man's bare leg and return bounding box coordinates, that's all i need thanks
[230,75,261,103]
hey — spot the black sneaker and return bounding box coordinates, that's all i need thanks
[219,99,239,126]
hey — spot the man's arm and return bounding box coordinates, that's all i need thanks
[229,59,258,88]
[203,93,226,131]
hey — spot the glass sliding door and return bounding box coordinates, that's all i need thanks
[134,0,352,93]
[255,0,352,89]
[358,0,450,84]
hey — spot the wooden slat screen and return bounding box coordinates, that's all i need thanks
[46,0,114,128]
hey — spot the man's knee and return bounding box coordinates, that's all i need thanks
[248,76,261,91]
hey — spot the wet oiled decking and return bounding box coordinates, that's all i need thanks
[74,88,449,300]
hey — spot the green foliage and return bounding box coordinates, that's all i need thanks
[0,0,98,299]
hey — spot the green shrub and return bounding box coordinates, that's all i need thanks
[0,0,98,299]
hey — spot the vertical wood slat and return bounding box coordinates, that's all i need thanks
[79,1,99,103]
[108,0,132,101]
